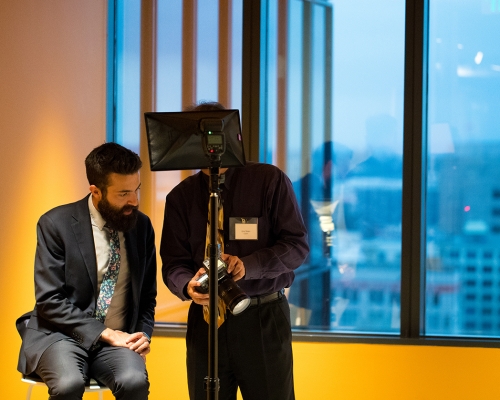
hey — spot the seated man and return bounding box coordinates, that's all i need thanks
[16,142,157,400]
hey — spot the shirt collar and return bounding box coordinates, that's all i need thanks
[221,167,235,190]
[88,194,107,231]
[200,167,235,191]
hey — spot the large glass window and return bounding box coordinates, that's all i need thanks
[425,0,500,337]
[262,0,406,333]
[111,0,500,341]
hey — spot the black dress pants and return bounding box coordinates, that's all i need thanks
[186,295,295,400]
[35,339,149,400]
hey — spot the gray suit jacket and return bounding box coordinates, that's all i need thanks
[16,195,157,375]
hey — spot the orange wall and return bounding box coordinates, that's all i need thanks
[2,2,500,400]
[0,1,108,398]
[13,337,500,400]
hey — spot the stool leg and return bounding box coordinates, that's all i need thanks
[26,384,34,400]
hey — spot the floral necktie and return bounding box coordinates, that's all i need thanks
[95,228,121,322]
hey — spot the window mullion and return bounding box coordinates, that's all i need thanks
[401,0,428,339]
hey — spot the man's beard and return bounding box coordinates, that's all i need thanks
[98,196,139,232]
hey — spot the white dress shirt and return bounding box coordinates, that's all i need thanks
[88,195,130,331]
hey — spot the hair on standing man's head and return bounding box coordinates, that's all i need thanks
[184,101,226,112]
[85,142,142,191]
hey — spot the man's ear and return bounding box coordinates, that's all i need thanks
[89,185,102,202]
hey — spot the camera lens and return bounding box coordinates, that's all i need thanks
[218,278,251,315]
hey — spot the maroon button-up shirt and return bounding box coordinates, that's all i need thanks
[161,162,309,299]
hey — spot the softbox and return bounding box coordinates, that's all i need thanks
[144,109,246,171]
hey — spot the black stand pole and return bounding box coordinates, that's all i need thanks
[205,165,221,400]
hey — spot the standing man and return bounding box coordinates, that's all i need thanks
[16,142,157,400]
[161,102,309,400]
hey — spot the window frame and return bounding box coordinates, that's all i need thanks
[111,0,500,348]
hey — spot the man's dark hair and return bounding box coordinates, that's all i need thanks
[184,101,226,112]
[85,142,142,190]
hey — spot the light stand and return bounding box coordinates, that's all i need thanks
[144,109,247,400]
[203,119,225,399]
[206,165,221,399]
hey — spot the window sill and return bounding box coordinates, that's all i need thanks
[153,322,500,348]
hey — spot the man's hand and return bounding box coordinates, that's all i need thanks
[186,268,210,306]
[221,254,245,281]
[99,328,132,347]
[126,332,151,362]
[99,328,151,362]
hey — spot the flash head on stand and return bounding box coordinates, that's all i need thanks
[144,108,245,171]
[200,118,226,158]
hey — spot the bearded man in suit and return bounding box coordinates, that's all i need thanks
[16,142,157,400]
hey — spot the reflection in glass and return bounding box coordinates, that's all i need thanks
[263,0,406,333]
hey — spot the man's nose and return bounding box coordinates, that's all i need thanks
[128,192,139,206]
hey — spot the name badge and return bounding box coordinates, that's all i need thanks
[230,217,258,240]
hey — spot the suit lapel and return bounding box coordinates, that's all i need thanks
[71,195,98,293]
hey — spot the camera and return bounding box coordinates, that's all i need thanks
[195,254,251,315]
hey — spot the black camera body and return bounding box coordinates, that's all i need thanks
[195,257,228,294]
[194,255,251,315]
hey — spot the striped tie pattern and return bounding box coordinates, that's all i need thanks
[203,198,227,327]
